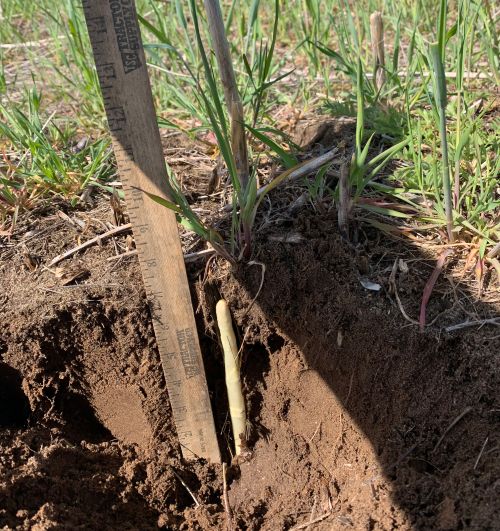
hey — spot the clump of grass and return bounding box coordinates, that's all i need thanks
[0,88,113,227]
[311,0,498,257]
[142,0,333,261]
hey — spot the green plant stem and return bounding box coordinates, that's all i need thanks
[453,87,461,209]
[430,43,454,242]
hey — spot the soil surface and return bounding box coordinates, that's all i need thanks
[1,127,499,530]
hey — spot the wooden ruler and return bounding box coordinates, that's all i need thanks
[82,0,220,463]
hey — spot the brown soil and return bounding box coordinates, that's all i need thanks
[220,217,500,530]
[1,130,499,530]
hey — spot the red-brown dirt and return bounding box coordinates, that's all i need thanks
[1,195,499,530]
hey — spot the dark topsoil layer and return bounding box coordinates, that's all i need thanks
[1,197,499,530]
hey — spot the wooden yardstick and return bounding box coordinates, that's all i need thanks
[82,0,220,463]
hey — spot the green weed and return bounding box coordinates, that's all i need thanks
[0,88,113,226]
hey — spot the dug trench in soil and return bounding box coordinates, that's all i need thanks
[0,209,223,530]
[1,200,499,530]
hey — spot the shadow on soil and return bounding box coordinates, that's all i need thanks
[223,212,499,530]
[0,363,30,428]
[0,365,159,529]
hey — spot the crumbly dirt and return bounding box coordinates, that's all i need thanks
[1,124,499,530]
[218,213,500,530]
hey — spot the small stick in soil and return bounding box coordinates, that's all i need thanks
[222,462,234,531]
[308,422,322,444]
[474,436,489,470]
[237,326,251,358]
[171,468,201,509]
[290,512,332,530]
[433,406,473,453]
[242,260,266,318]
[107,249,139,261]
[344,370,355,407]
[48,223,132,267]
[389,262,420,325]
[370,11,386,91]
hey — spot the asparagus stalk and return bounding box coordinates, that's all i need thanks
[216,299,246,456]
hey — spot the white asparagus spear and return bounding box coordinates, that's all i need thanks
[216,299,246,456]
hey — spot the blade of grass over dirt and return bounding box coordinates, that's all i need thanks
[0,88,113,227]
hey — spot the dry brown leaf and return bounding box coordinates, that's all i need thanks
[53,262,90,285]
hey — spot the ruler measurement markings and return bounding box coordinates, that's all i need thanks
[82,0,220,463]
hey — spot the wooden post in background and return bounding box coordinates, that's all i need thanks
[203,0,249,190]
[370,11,385,91]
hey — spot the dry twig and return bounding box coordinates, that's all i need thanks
[222,463,234,531]
[49,223,132,267]
[242,261,266,317]
[474,437,489,470]
[433,407,473,453]
[290,512,332,530]
[171,468,201,509]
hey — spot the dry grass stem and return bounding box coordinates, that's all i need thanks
[433,407,473,453]
[171,468,201,509]
[474,437,489,470]
[49,223,132,267]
